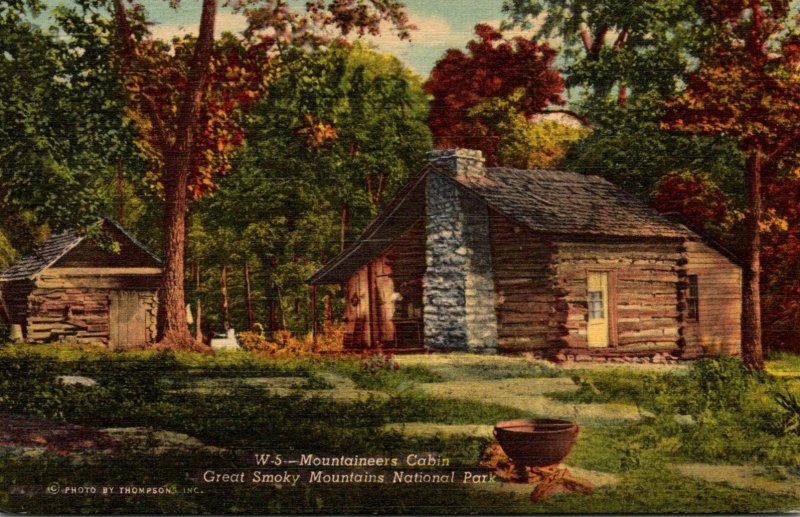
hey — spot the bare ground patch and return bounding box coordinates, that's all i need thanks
[673,463,800,497]
[0,414,119,456]
[176,373,389,401]
[417,378,652,422]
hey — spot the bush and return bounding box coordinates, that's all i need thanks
[774,389,800,435]
[238,324,344,356]
[360,346,399,374]
[0,351,70,419]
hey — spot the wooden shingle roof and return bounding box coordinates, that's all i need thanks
[453,167,691,239]
[0,229,83,282]
[0,218,161,282]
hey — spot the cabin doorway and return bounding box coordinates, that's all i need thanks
[587,272,609,348]
[109,291,150,349]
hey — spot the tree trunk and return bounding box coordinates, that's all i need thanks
[116,159,125,225]
[276,286,287,331]
[311,284,318,352]
[617,84,628,109]
[195,261,203,342]
[268,256,277,332]
[156,163,194,347]
[340,202,348,251]
[741,152,765,370]
[114,0,217,351]
[221,263,231,331]
[244,260,254,331]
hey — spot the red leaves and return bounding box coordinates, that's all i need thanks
[652,172,730,230]
[424,24,565,164]
[663,3,800,159]
[123,34,272,199]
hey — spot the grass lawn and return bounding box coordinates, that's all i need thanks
[1,344,800,513]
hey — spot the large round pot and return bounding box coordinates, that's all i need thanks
[493,419,579,467]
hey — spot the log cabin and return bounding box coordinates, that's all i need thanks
[309,149,742,362]
[0,218,161,348]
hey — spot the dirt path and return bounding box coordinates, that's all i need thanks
[398,354,653,422]
[179,373,389,401]
[673,463,800,497]
[0,414,119,455]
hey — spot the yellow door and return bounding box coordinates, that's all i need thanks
[587,272,609,348]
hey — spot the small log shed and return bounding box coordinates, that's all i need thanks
[0,218,161,349]
[309,149,743,362]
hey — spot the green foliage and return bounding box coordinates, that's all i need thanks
[685,357,760,413]
[501,0,708,104]
[0,0,144,251]
[469,94,587,169]
[189,42,431,335]
[553,358,800,467]
[0,351,70,419]
[564,96,745,201]
[0,229,16,269]
[773,390,800,436]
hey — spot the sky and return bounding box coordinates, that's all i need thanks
[134,0,528,78]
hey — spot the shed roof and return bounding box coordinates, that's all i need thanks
[309,166,695,285]
[0,218,161,282]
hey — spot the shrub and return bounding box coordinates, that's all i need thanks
[0,351,70,419]
[684,357,762,414]
[239,324,345,356]
[360,346,398,374]
[774,389,800,435]
[237,329,273,352]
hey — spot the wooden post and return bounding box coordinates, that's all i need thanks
[195,261,203,342]
[311,284,318,352]
[367,261,381,347]
[221,263,230,331]
[244,260,254,331]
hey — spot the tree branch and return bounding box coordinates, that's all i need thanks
[589,24,609,57]
[173,0,217,160]
[580,27,592,53]
[112,0,170,152]
[613,26,630,51]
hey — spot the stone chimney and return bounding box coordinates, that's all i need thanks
[423,148,498,354]
[428,148,485,177]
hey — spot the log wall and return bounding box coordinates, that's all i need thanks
[342,219,425,349]
[26,268,160,346]
[554,239,685,357]
[0,280,35,326]
[26,287,114,344]
[1,270,160,346]
[488,214,559,352]
[682,240,742,357]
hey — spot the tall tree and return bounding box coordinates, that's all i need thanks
[0,0,137,253]
[189,43,429,334]
[662,0,800,370]
[425,23,565,164]
[110,0,413,348]
[502,0,702,108]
